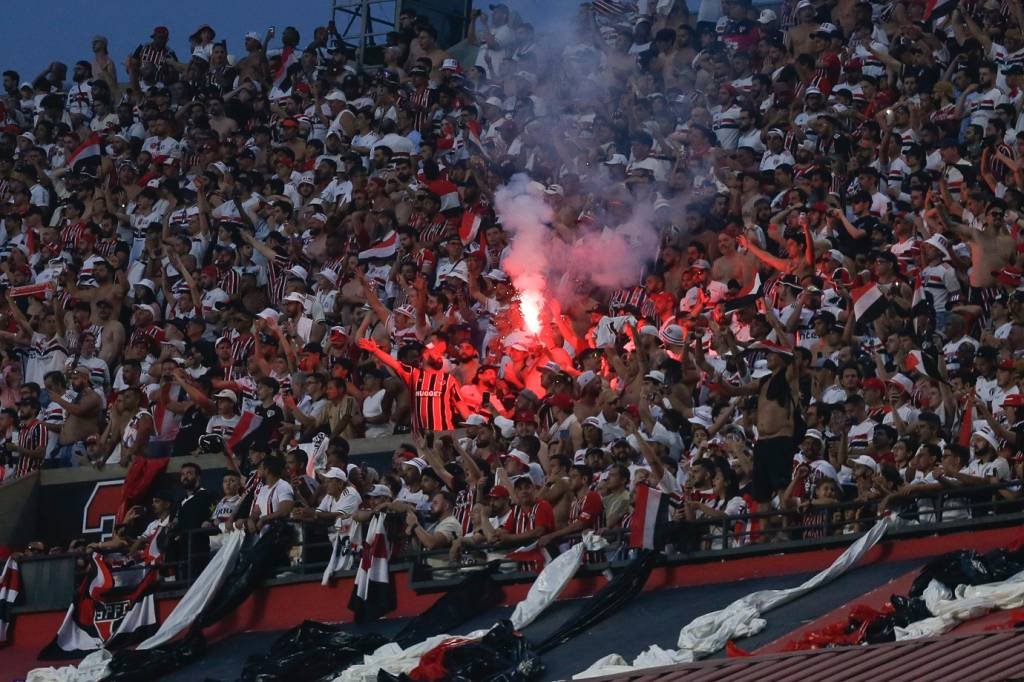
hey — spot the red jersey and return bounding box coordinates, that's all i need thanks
[512,500,555,535]
[397,363,463,433]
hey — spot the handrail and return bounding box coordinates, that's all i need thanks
[14,480,1024,604]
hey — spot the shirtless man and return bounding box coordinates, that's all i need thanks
[538,453,572,528]
[410,25,450,79]
[940,194,1014,317]
[67,260,129,322]
[48,365,102,466]
[717,343,801,503]
[207,97,238,138]
[92,299,126,369]
[711,230,758,288]
[786,2,819,57]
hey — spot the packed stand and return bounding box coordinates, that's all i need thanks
[3,0,1024,571]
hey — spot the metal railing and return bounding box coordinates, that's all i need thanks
[13,481,1024,611]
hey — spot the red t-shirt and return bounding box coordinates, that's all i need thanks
[570,490,604,529]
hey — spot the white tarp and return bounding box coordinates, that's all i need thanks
[895,569,1024,640]
[136,529,245,650]
[338,532,603,681]
[575,515,898,678]
[511,541,585,629]
[26,648,111,682]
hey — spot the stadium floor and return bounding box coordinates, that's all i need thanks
[167,558,921,680]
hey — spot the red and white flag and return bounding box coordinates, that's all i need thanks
[226,410,263,452]
[271,46,301,90]
[358,230,398,260]
[0,557,21,646]
[66,133,102,174]
[348,513,396,622]
[459,212,482,246]
[851,281,886,323]
[629,484,671,550]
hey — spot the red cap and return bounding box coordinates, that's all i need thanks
[152,26,169,37]
[488,485,510,499]
[281,118,299,128]
[514,409,537,424]
[1003,394,1024,407]
[810,202,830,213]
[861,377,885,392]
[201,265,218,279]
[999,359,1017,371]
[547,393,574,412]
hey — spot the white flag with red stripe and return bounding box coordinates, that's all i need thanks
[358,230,398,260]
[459,212,482,246]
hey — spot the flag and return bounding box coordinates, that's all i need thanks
[459,212,482,246]
[910,274,933,316]
[9,282,55,299]
[0,557,21,647]
[958,390,974,448]
[505,540,549,571]
[271,45,301,91]
[66,133,102,175]
[851,281,887,324]
[117,456,169,523]
[226,410,263,452]
[348,513,396,622]
[304,431,330,479]
[358,230,398,260]
[723,273,762,314]
[322,521,363,585]
[906,349,941,380]
[629,484,671,550]
[923,0,957,22]
[40,535,164,660]
[592,0,632,16]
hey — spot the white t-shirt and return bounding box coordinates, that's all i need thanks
[317,486,363,539]
[255,478,295,521]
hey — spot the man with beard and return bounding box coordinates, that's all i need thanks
[357,337,469,432]
[175,462,214,570]
[405,490,462,567]
[48,365,102,466]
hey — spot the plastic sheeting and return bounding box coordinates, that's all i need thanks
[239,622,388,681]
[896,569,1024,640]
[393,564,502,648]
[510,542,585,630]
[26,649,112,682]
[574,515,898,678]
[391,620,543,682]
[136,529,245,650]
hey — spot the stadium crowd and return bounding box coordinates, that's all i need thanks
[4,0,1024,567]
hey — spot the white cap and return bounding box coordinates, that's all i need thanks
[369,484,393,498]
[321,467,348,481]
[283,291,307,304]
[483,269,509,282]
[576,370,598,388]
[465,414,487,426]
[403,456,428,472]
[604,154,628,166]
[758,9,777,23]
[298,171,315,186]
[286,265,309,281]
[688,405,713,428]
[803,428,825,443]
[850,455,879,472]
[136,278,156,292]
[245,31,262,43]
[493,415,515,439]
[316,269,339,286]
[644,370,666,385]
[257,308,279,321]
[504,449,530,467]
[214,389,238,403]
[324,90,347,102]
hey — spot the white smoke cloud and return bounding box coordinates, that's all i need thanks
[494,173,662,314]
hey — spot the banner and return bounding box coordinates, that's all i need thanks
[348,513,395,622]
[39,531,165,660]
